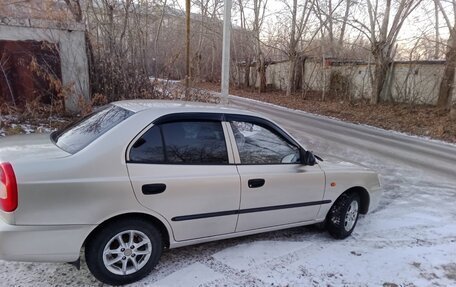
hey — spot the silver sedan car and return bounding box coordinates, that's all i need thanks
[0,100,382,285]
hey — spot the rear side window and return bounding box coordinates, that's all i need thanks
[52,105,133,154]
[129,121,228,164]
[162,121,228,164]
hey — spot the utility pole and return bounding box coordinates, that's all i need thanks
[185,0,191,98]
[220,0,232,105]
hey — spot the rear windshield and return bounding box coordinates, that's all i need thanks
[52,105,134,154]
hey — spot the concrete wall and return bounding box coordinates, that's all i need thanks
[265,61,288,90]
[239,59,454,105]
[328,61,447,104]
[0,17,90,112]
[303,60,328,92]
[391,62,444,104]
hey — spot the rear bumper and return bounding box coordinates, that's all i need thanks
[0,220,96,262]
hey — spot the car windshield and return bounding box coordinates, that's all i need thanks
[52,105,134,154]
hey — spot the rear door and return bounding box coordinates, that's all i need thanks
[126,116,241,241]
[226,115,326,232]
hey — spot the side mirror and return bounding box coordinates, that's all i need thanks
[300,149,316,166]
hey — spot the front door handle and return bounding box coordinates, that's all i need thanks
[248,178,265,188]
[142,183,166,195]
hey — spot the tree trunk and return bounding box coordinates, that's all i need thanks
[437,31,456,109]
[154,0,167,78]
[371,48,390,104]
[339,0,351,47]
[286,0,298,97]
[327,0,335,56]
[244,59,251,88]
[257,55,267,93]
[434,0,440,59]
[85,31,94,98]
[450,105,456,121]
[301,57,306,97]
[371,64,387,104]
[258,64,267,93]
[286,56,296,97]
[295,57,303,91]
[210,43,216,82]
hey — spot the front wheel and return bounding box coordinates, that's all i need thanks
[85,219,163,285]
[326,192,360,239]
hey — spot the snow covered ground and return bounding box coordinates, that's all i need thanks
[0,106,455,286]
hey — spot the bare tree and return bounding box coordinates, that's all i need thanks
[313,0,356,56]
[339,0,352,47]
[353,0,421,104]
[232,0,255,87]
[434,0,456,110]
[284,0,313,97]
[84,0,156,100]
[192,0,224,82]
[153,0,168,78]
[434,0,440,59]
[252,0,268,93]
[313,0,339,56]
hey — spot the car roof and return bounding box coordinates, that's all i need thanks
[112,100,258,116]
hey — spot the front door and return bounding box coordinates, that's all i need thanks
[226,118,325,232]
[127,119,240,241]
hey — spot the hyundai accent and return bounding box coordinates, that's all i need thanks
[0,100,382,285]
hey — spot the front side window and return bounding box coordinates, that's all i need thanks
[129,121,228,164]
[52,105,133,154]
[231,121,299,164]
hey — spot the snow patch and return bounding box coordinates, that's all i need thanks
[212,240,307,271]
[149,262,223,287]
[249,241,456,286]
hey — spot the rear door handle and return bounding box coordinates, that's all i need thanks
[142,184,166,195]
[248,178,265,188]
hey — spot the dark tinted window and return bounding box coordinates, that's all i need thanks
[129,126,164,163]
[53,105,133,154]
[231,121,299,164]
[161,121,228,164]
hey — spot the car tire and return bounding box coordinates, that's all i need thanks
[326,192,360,239]
[85,218,163,285]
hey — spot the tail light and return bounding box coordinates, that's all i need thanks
[0,162,18,212]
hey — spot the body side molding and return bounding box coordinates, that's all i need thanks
[171,200,332,221]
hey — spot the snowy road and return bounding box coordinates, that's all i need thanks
[1,97,455,286]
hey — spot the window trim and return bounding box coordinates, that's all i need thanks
[127,125,166,164]
[223,121,241,164]
[153,112,224,125]
[126,122,161,164]
[126,117,233,165]
[125,112,305,166]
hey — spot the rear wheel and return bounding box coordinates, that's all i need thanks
[85,219,163,285]
[326,192,360,239]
